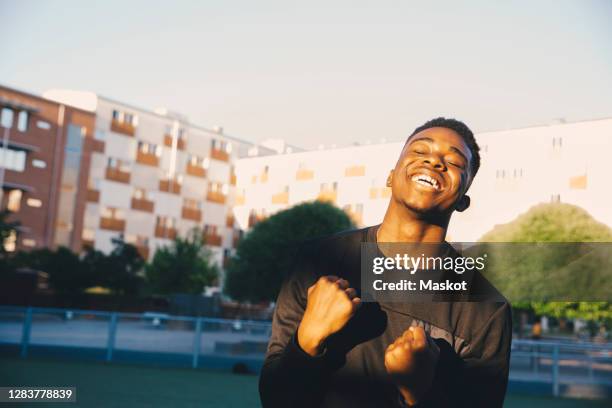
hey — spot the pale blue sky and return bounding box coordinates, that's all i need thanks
[1,0,611,148]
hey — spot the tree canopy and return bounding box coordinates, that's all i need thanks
[224,201,354,302]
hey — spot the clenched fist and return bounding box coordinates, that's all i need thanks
[385,326,440,406]
[297,275,361,356]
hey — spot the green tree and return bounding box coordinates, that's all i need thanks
[224,201,354,302]
[0,210,20,272]
[22,247,92,295]
[87,236,145,295]
[479,203,612,322]
[145,228,218,295]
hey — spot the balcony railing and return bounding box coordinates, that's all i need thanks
[296,169,314,181]
[136,151,159,167]
[136,245,150,260]
[159,179,181,194]
[105,167,131,184]
[271,191,289,205]
[317,190,337,203]
[154,225,177,240]
[181,207,202,222]
[186,163,206,178]
[110,119,135,137]
[203,233,222,246]
[211,147,229,162]
[90,139,105,153]
[86,189,100,203]
[131,198,154,213]
[163,134,185,150]
[226,215,234,228]
[100,217,126,232]
[206,191,226,204]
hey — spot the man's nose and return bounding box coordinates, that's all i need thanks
[423,153,445,170]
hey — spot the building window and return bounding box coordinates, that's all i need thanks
[3,230,16,252]
[552,137,563,148]
[17,111,28,132]
[1,108,14,128]
[112,109,138,126]
[82,228,95,241]
[137,141,161,156]
[156,215,176,229]
[22,238,36,247]
[188,154,210,169]
[32,159,47,168]
[107,157,131,172]
[0,148,26,172]
[133,188,149,200]
[551,194,561,203]
[212,138,232,153]
[6,189,22,212]
[184,198,201,209]
[36,120,51,130]
[26,198,42,208]
[94,129,106,140]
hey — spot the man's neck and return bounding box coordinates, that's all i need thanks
[377,201,449,243]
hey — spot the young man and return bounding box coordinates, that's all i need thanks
[259,118,512,407]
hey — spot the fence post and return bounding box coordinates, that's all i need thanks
[20,307,33,358]
[106,313,118,362]
[192,318,202,369]
[552,345,560,397]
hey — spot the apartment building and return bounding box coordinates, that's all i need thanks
[233,118,612,242]
[0,85,96,253]
[44,90,257,273]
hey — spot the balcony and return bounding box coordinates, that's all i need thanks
[136,245,150,260]
[181,207,202,222]
[136,150,159,167]
[317,190,337,203]
[91,139,105,153]
[211,147,229,162]
[86,189,100,203]
[164,134,186,150]
[206,191,226,204]
[100,217,126,232]
[186,163,206,178]
[203,232,222,247]
[345,165,365,177]
[105,167,131,184]
[159,179,181,194]
[230,172,237,186]
[296,169,314,181]
[82,239,94,250]
[226,215,234,227]
[131,197,154,213]
[155,225,177,240]
[271,191,289,205]
[110,119,135,137]
[235,194,245,206]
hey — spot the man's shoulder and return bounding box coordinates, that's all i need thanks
[299,226,371,255]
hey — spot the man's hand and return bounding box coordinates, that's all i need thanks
[297,275,361,356]
[384,326,440,406]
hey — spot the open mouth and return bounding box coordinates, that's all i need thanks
[411,173,441,191]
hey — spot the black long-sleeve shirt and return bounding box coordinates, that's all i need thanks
[259,225,512,407]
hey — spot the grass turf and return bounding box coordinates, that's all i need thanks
[0,358,609,407]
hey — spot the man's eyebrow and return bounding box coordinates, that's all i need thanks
[410,136,469,162]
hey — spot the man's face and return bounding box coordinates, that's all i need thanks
[389,127,474,215]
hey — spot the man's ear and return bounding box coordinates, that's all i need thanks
[455,195,470,212]
[386,170,393,187]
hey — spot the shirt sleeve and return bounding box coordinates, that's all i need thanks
[258,248,343,408]
[416,303,513,407]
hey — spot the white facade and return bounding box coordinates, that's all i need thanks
[234,118,612,242]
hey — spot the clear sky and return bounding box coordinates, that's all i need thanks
[1,0,611,149]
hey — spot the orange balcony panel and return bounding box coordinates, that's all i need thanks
[260,173,268,183]
[186,163,207,178]
[136,245,150,260]
[211,148,229,162]
[235,195,245,206]
[131,198,154,213]
[111,119,135,137]
[569,174,587,190]
[369,187,378,199]
[230,172,237,186]
[317,191,337,203]
[272,191,289,205]
[136,151,159,167]
[82,239,94,250]
[381,187,392,198]
[164,134,185,150]
[204,234,223,247]
[91,139,105,153]
[100,218,126,232]
[159,179,181,194]
[86,189,100,203]
[345,165,365,177]
[296,169,314,181]
[226,215,234,227]
[154,225,177,240]
[105,167,131,184]
[207,191,226,204]
[181,207,202,222]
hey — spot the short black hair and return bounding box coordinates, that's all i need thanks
[406,117,481,176]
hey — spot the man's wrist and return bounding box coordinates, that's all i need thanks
[297,324,326,356]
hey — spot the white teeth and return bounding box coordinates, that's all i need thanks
[411,174,440,190]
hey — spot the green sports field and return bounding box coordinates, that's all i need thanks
[0,358,608,407]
